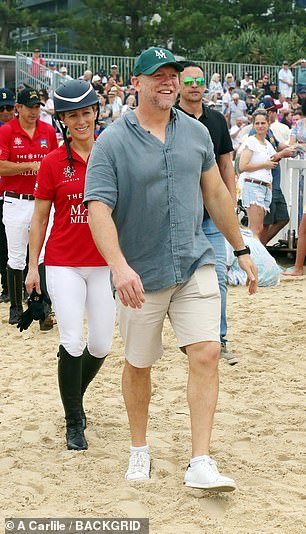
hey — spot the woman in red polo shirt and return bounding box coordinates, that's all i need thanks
[26,80,116,451]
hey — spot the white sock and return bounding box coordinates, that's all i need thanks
[190,454,210,467]
[130,445,149,453]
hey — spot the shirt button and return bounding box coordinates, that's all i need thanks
[171,223,175,227]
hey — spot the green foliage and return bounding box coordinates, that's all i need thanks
[1,0,306,63]
[196,26,306,65]
[0,0,32,53]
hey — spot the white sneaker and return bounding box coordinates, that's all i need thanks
[220,343,239,365]
[125,449,151,481]
[184,456,236,491]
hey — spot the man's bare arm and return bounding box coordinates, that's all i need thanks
[201,164,257,293]
[0,160,40,176]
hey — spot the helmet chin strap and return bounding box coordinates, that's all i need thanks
[54,115,74,173]
[63,127,74,174]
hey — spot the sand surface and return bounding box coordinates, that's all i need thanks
[1,275,305,534]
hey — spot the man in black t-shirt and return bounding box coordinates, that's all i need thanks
[176,62,238,365]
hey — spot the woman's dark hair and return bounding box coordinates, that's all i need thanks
[100,94,109,105]
[301,98,306,117]
[39,88,49,100]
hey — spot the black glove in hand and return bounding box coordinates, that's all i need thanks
[17,289,46,332]
[17,308,34,332]
[29,289,46,320]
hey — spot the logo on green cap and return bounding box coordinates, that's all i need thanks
[155,49,167,59]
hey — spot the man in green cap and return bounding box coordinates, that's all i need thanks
[85,47,257,490]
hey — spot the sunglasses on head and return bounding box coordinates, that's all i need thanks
[183,77,205,86]
[0,105,14,112]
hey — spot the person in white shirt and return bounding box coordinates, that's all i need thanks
[59,66,73,80]
[278,61,294,98]
[269,112,291,144]
[107,87,122,120]
[230,116,247,157]
[45,61,61,93]
[228,93,247,127]
[39,88,54,126]
[240,72,255,91]
[208,73,223,97]
[239,109,278,237]
[222,86,233,122]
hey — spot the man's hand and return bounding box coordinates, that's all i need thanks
[112,264,145,309]
[237,255,258,294]
[31,161,41,173]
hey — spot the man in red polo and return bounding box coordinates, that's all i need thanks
[0,88,57,324]
[0,88,16,304]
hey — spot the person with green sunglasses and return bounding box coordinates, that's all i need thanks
[182,76,205,87]
[176,62,239,366]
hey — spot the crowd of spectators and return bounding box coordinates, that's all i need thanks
[205,61,306,138]
[20,51,306,140]
[0,51,305,306]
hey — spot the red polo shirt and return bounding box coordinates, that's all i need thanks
[0,117,58,194]
[34,142,107,267]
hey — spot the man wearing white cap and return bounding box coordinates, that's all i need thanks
[59,66,73,80]
[92,74,102,90]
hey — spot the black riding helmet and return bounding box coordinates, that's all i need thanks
[53,80,99,172]
[54,79,98,113]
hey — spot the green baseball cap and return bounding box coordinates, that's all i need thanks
[134,47,184,76]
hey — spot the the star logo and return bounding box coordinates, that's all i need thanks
[28,153,33,160]
[63,166,76,178]
[14,137,22,146]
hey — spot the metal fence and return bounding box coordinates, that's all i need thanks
[16,50,282,94]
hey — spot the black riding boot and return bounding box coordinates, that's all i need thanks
[7,266,23,325]
[58,345,88,451]
[81,347,106,429]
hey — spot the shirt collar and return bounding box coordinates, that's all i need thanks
[124,107,178,127]
[58,137,96,162]
[176,103,207,120]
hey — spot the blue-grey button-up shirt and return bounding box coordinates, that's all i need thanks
[84,108,216,291]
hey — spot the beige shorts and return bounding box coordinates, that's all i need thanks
[116,264,220,368]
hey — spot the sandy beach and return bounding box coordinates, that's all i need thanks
[1,275,305,534]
